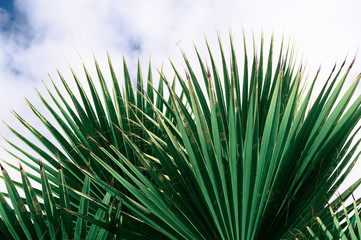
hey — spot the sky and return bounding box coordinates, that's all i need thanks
[0,0,360,196]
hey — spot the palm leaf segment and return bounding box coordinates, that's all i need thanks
[0,33,361,239]
[301,194,361,240]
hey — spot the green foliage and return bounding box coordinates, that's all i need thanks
[300,195,361,240]
[0,32,360,239]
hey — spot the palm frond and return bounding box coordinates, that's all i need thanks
[0,32,360,239]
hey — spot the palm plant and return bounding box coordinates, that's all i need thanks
[0,32,361,239]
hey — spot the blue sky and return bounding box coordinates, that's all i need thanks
[0,0,12,12]
[0,0,360,194]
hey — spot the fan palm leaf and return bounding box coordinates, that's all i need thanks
[0,32,360,239]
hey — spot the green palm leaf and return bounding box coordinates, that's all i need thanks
[0,32,360,239]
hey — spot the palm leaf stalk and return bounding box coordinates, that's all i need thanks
[0,32,361,239]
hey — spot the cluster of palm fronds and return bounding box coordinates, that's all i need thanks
[0,33,361,239]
